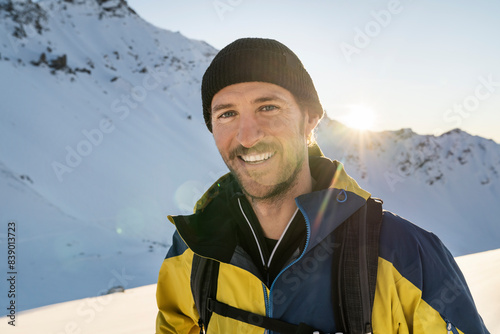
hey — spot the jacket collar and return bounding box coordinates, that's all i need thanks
[169,157,370,261]
[294,157,371,253]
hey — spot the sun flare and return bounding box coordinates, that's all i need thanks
[342,105,376,131]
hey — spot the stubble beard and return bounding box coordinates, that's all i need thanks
[226,146,306,204]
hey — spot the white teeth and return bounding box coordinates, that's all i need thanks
[240,152,274,163]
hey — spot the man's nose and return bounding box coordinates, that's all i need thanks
[236,113,264,148]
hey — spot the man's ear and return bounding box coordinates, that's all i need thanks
[305,112,321,136]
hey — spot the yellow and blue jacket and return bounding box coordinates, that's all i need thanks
[156,157,489,333]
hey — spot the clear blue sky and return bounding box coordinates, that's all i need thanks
[127,0,500,142]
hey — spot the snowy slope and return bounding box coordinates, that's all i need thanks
[0,284,158,333]
[2,249,498,334]
[1,0,499,315]
[0,0,226,312]
[455,248,500,333]
[317,119,500,256]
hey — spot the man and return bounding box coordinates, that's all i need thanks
[156,38,489,333]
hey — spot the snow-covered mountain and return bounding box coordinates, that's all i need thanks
[317,119,500,256]
[0,0,499,314]
[0,0,225,313]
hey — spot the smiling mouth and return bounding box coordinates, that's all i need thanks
[239,152,276,164]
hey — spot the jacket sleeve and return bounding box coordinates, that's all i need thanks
[156,230,200,334]
[374,212,490,334]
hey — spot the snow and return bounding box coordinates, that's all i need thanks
[1,249,498,333]
[1,0,225,312]
[1,284,158,333]
[0,0,499,321]
[455,248,500,333]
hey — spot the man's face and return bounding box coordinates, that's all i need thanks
[211,82,317,201]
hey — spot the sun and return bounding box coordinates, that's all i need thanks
[342,105,376,131]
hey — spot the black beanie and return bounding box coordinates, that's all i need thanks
[201,37,324,132]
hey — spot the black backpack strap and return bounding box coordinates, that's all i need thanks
[191,254,220,333]
[207,298,316,334]
[332,197,383,334]
[191,254,318,334]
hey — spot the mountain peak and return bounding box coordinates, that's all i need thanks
[61,0,137,19]
[1,0,216,87]
[317,118,500,188]
[0,0,137,39]
[393,127,416,139]
[442,127,466,137]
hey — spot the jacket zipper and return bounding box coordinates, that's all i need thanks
[198,319,205,334]
[358,206,372,333]
[337,227,348,331]
[263,283,270,316]
[238,198,298,286]
[268,201,311,318]
[239,198,308,332]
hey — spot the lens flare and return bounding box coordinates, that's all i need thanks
[343,105,376,131]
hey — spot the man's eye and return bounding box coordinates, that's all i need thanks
[261,105,279,112]
[218,111,236,119]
